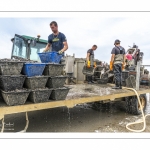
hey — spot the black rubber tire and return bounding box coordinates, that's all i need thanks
[125,94,147,115]
[92,102,110,111]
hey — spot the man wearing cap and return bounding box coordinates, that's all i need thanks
[110,39,126,89]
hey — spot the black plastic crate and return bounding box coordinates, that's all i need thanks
[24,76,49,90]
[0,75,26,91]
[0,60,24,75]
[46,76,67,88]
[28,88,52,103]
[129,71,137,78]
[122,71,129,82]
[82,65,95,76]
[43,64,65,76]
[126,75,136,88]
[122,81,126,86]
[1,89,30,106]
[50,87,70,100]
[0,91,4,102]
[97,78,108,84]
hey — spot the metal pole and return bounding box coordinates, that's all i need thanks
[136,61,141,90]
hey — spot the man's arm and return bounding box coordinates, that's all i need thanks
[58,34,68,54]
[43,35,52,52]
[123,54,126,64]
[110,54,115,62]
[86,53,90,62]
[43,43,51,52]
[60,41,68,53]
[110,48,115,63]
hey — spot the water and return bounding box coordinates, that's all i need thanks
[67,108,71,131]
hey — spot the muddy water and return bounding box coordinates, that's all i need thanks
[1,84,150,132]
[66,84,124,99]
[1,99,150,132]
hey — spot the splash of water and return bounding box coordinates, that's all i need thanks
[67,108,71,131]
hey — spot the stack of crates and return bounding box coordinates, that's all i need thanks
[0,59,30,106]
[38,51,70,100]
[22,62,52,103]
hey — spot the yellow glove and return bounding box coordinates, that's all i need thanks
[110,61,113,71]
[58,50,63,54]
[87,61,90,68]
[122,63,125,70]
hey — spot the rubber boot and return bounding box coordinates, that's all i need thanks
[112,82,120,89]
[91,80,95,84]
[120,82,122,89]
[88,76,93,84]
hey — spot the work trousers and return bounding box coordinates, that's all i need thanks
[113,63,122,86]
[87,76,92,82]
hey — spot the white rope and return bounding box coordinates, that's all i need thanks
[125,87,150,132]
[16,112,29,133]
[0,117,4,133]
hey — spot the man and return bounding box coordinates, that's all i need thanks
[86,45,97,84]
[126,50,133,61]
[110,39,126,89]
[43,21,68,56]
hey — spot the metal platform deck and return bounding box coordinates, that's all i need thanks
[0,84,150,119]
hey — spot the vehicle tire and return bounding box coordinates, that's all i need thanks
[92,102,110,111]
[125,94,147,115]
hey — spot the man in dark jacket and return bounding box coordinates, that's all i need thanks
[110,39,126,89]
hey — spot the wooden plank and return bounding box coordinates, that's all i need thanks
[0,88,150,118]
[141,65,150,67]
[136,61,141,90]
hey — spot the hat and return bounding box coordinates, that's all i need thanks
[133,44,138,48]
[114,39,121,45]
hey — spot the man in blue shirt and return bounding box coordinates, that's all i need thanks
[43,21,68,56]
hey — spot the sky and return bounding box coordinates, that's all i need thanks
[0,17,150,68]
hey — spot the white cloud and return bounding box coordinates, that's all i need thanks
[0,17,150,68]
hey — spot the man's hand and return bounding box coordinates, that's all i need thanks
[58,50,64,54]
[122,62,126,70]
[43,49,47,52]
[109,61,113,71]
[43,43,51,53]
[87,61,90,68]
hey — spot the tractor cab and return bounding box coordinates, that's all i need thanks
[11,34,48,62]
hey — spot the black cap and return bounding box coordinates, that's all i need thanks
[133,44,138,48]
[114,39,121,45]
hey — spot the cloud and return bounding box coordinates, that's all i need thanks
[0,17,150,70]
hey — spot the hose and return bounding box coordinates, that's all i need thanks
[17,112,29,133]
[0,112,29,133]
[0,118,4,133]
[124,87,150,132]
